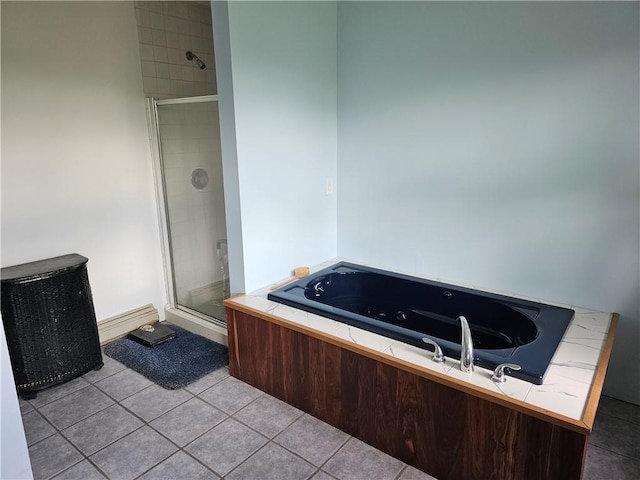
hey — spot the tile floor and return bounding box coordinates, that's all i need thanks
[19,351,640,480]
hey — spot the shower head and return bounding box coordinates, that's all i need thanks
[185,50,206,70]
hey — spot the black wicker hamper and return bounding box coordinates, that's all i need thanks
[1,254,103,399]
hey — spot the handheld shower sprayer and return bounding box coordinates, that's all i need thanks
[185,50,206,70]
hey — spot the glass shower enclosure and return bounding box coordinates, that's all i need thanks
[149,95,229,324]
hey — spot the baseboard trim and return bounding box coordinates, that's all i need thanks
[165,306,228,346]
[98,304,159,345]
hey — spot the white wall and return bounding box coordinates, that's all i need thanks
[337,2,639,404]
[224,1,338,292]
[1,1,166,321]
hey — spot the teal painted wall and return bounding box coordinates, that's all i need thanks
[337,2,639,403]
[224,1,338,292]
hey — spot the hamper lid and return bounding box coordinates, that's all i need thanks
[1,254,88,284]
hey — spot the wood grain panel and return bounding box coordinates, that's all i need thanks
[226,307,587,480]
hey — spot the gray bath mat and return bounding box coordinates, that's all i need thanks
[104,324,228,389]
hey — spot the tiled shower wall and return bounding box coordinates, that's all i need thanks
[157,102,227,310]
[134,1,216,98]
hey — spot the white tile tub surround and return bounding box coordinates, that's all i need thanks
[228,259,614,423]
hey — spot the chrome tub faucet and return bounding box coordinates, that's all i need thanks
[422,337,444,363]
[458,316,474,372]
[492,363,521,383]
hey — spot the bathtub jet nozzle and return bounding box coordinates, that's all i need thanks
[185,50,206,70]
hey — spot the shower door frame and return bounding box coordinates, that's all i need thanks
[147,95,228,330]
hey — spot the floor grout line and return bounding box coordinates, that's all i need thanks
[586,443,640,462]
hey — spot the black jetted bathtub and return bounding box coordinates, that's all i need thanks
[267,262,575,384]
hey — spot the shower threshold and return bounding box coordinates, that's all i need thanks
[164,306,228,347]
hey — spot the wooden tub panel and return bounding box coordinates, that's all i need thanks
[227,307,586,480]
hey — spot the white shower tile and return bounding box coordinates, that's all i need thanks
[158,141,178,157]
[166,32,180,49]
[181,66,194,82]
[147,1,162,13]
[164,16,179,34]
[142,77,157,93]
[182,80,196,96]
[160,124,176,141]
[162,1,178,17]
[150,12,164,30]
[168,50,183,69]
[202,24,213,40]
[138,27,153,45]
[176,2,189,19]
[151,29,166,46]
[169,63,182,79]
[157,79,171,95]
[170,80,184,95]
[140,44,155,61]
[189,21,202,38]
[141,61,156,77]
[194,82,210,96]
[166,181,187,199]
[201,8,212,25]
[178,18,189,38]
[136,8,151,28]
[153,46,168,63]
[188,5,204,21]
[156,63,170,79]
